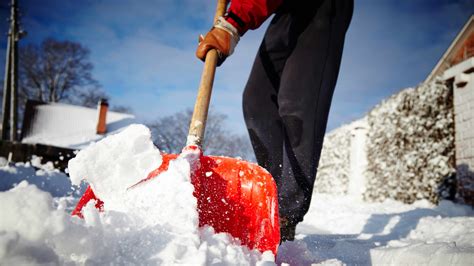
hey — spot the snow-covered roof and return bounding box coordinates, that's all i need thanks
[21,101,135,150]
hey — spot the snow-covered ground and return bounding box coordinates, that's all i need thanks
[0,155,82,198]
[1,124,473,265]
[289,194,474,265]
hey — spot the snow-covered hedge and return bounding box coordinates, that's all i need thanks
[364,80,455,204]
[314,124,352,194]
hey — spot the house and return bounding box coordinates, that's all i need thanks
[436,15,474,205]
[0,99,135,170]
[21,99,134,150]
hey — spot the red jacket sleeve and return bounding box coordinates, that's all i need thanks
[225,0,283,35]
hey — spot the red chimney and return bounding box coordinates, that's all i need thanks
[96,99,108,134]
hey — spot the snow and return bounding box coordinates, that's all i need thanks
[0,155,77,198]
[286,194,474,265]
[68,124,163,213]
[21,102,135,149]
[186,134,201,147]
[0,181,274,265]
[1,124,473,265]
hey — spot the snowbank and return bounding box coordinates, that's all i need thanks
[0,181,274,264]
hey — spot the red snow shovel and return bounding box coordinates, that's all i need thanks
[72,0,280,254]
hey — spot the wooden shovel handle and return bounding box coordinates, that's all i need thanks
[187,0,229,147]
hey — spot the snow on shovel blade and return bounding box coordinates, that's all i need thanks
[72,151,281,254]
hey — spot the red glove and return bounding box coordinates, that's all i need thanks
[196,17,240,66]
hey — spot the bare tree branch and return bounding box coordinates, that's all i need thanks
[19,38,100,106]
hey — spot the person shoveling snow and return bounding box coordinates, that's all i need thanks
[196,0,353,242]
[72,0,281,256]
[72,0,353,257]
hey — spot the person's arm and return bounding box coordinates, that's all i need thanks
[225,0,283,35]
[196,0,283,65]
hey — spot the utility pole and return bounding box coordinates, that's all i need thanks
[1,6,13,140]
[1,0,25,141]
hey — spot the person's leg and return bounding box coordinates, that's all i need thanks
[242,10,295,182]
[277,0,354,226]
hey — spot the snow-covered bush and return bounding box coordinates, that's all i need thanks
[364,79,455,204]
[314,123,352,194]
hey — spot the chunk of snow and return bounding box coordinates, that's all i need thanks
[68,124,163,213]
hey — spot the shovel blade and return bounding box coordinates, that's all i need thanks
[72,153,280,254]
[192,154,280,254]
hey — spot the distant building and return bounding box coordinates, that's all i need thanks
[0,99,135,170]
[21,99,134,150]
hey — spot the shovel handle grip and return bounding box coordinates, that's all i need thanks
[187,0,228,147]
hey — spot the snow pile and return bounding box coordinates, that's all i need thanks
[364,79,455,204]
[314,123,352,194]
[0,181,273,264]
[0,155,75,197]
[0,124,274,264]
[0,182,69,265]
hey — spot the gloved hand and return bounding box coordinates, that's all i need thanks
[196,16,240,66]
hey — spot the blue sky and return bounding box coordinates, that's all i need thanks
[0,0,473,134]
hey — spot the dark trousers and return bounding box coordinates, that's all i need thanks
[243,0,353,225]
